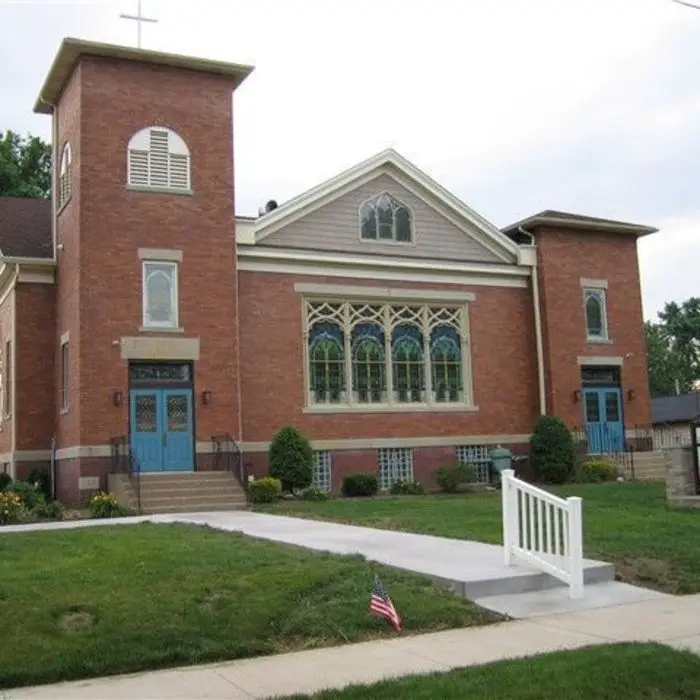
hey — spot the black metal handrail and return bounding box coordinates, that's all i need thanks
[212,433,247,492]
[129,448,142,515]
[109,436,142,514]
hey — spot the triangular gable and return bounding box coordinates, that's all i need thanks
[252,149,521,264]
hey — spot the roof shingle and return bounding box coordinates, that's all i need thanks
[0,196,52,259]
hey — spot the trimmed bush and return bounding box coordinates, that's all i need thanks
[249,477,282,504]
[530,415,576,484]
[389,479,425,496]
[7,482,42,509]
[268,426,313,492]
[435,462,477,493]
[341,473,379,497]
[32,499,65,520]
[580,458,616,483]
[26,466,51,500]
[298,486,330,501]
[0,472,12,491]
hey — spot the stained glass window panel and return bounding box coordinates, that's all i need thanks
[352,323,385,403]
[392,324,424,403]
[167,394,189,432]
[144,262,177,328]
[135,394,158,432]
[584,289,607,339]
[431,325,463,403]
[395,206,412,242]
[309,322,345,404]
[360,202,377,239]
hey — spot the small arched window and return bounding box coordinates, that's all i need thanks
[58,143,72,209]
[584,288,608,341]
[360,193,413,243]
[127,127,191,192]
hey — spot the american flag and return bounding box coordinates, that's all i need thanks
[370,575,402,632]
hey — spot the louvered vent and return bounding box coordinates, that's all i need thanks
[127,127,191,191]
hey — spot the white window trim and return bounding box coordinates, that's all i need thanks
[58,142,72,211]
[302,297,476,414]
[142,261,180,330]
[583,287,610,343]
[127,126,192,194]
[358,192,415,246]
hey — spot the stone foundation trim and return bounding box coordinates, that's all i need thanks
[54,441,219,461]
[120,336,200,360]
[0,449,52,463]
[242,434,532,453]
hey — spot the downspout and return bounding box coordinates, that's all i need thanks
[519,226,546,416]
[50,100,58,262]
[10,264,19,477]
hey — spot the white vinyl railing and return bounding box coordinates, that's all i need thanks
[501,469,584,599]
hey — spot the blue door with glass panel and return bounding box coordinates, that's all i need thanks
[130,388,194,472]
[583,387,624,454]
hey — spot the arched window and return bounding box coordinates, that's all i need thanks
[584,288,608,340]
[352,323,386,403]
[58,143,72,209]
[360,193,413,243]
[431,325,463,403]
[127,127,191,192]
[143,262,178,328]
[392,324,424,403]
[309,323,345,404]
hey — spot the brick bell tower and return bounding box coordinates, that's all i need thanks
[34,38,253,503]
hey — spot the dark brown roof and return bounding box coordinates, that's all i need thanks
[502,209,657,237]
[0,197,52,259]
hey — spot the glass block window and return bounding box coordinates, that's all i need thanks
[312,451,332,492]
[456,445,490,483]
[378,447,413,489]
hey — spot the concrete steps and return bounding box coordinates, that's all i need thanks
[606,451,669,481]
[108,471,248,514]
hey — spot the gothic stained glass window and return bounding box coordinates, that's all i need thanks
[584,288,608,340]
[359,193,413,243]
[143,262,178,328]
[392,324,424,403]
[309,322,345,403]
[352,323,386,404]
[431,325,463,403]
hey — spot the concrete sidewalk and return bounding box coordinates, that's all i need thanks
[6,594,700,700]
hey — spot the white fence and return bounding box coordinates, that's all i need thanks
[501,469,584,599]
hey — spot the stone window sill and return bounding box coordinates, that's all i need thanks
[139,326,185,334]
[127,185,193,196]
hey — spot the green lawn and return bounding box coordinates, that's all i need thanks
[0,523,501,690]
[260,483,700,594]
[283,643,700,699]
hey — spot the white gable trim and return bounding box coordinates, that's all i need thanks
[252,149,520,263]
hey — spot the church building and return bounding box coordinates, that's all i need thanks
[0,38,656,508]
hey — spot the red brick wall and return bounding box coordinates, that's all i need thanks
[0,289,13,455]
[15,283,56,451]
[536,227,650,428]
[53,56,242,447]
[238,271,539,443]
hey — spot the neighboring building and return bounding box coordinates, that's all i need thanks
[650,392,700,450]
[0,37,657,506]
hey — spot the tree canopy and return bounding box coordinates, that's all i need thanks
[0,130,52,199]
[646,298,700,397]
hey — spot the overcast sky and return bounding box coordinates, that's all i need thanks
[1,0,698,321]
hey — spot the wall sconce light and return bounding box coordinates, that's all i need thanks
[627,388,636,401]
[573,390,581,403]
[202,389,212,406]
[113,390,123,407]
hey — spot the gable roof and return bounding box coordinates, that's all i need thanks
[252,149,522,264]
[502,209,658,237]
[0,197,53,259]
[651,393,700,425]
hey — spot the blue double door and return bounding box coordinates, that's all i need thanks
[583,387,624,454]
[130,388,194,472]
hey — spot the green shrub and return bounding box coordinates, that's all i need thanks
[0,491,25,525]
[298,486,330,501]
[249,477,282,504]
[530,415,576,484]
[26,466,51,500]
[0,472,12,491]
[32,498,65,520]
[268,426,313,492]
[341,473,379,497]
[7,481,42,509]
[389,479,425,495]
[435,462,477,493]
[580,458,616,483]
[88,492,130,519]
